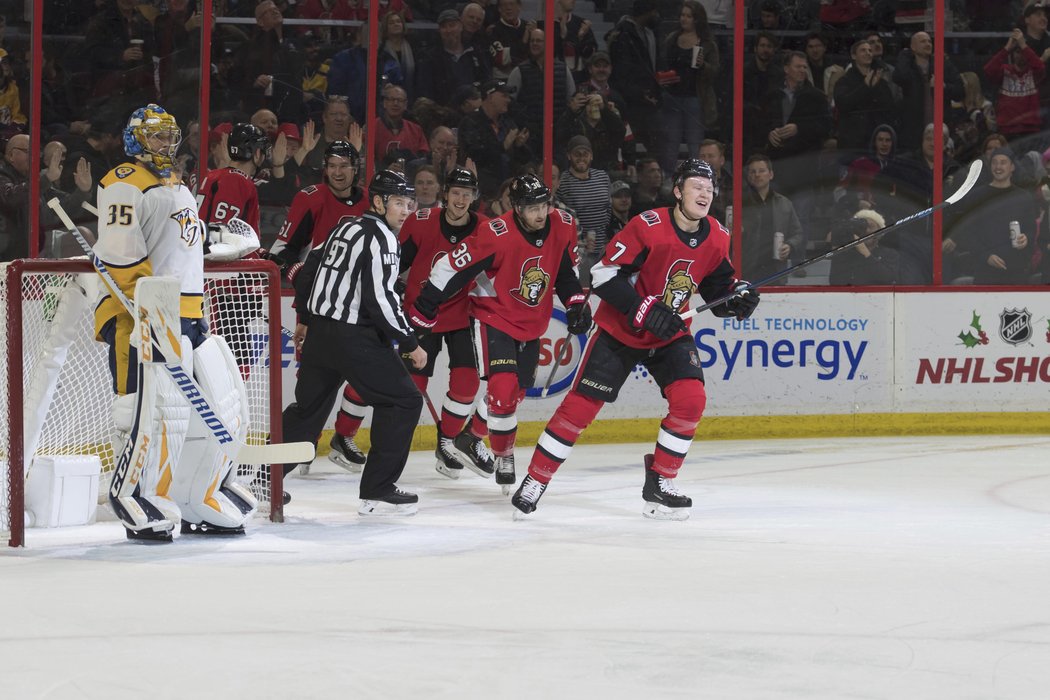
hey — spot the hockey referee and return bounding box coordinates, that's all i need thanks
[283,170,427,515]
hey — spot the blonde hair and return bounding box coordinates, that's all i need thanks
[853,209,886,230]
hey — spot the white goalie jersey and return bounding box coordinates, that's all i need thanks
[93,161,206,341]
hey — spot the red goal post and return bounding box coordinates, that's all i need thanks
[1,258,286,548]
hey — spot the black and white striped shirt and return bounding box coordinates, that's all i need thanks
[303,212,418,351]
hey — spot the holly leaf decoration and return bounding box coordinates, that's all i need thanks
[958,331,981,348]
[970,311,982,332]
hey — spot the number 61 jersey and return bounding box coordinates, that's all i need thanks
[93,161,205,340]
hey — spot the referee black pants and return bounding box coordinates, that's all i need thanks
[282,318,423,500]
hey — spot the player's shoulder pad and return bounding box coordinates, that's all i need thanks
[100,163,160,192]
[638,209,662,227]
[415,207,432,221]
[553,208,574,226]
[301,184,319,195]
[488,217,510,236]
[711,215,730,237]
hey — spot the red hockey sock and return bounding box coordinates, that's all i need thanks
[529,390,604,482]
[651,379,707,478]
[439,367,480,438]
[486,373,521,456]
[334,384,367,437]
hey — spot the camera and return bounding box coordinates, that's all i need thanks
[830,217,868,246]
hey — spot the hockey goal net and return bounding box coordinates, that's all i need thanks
[1,258,286,547]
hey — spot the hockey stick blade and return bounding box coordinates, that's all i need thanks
[679,159,984,322]
[48,197,315,467]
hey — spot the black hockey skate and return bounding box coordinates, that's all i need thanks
[180,521,246,536]
[642,454,692,521]
[511,475,547,519]
[453,430,495,477]
[435,435,465,479]
[329,433,366,472]
[495,453,516,495]
[359,486,419,516]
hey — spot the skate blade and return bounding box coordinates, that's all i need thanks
[126,526,174,543]
[462,462,495,479]
[435,461,462,480]
[501,484,513,496]
[642,503,690,521]
[328,453,364,473]
[299,463,311,476]
[358,500,418,516]
[512,507,534,521]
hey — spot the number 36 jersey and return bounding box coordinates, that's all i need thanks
[93,161,205,340]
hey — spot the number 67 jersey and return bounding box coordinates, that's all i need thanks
[93,161,206,339]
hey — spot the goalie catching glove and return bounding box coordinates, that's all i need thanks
[721,281,760,320]
[631,295,687,340]
[204,218,261,261]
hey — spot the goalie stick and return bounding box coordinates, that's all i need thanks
[48,197,314,466]
[679,158,984,322]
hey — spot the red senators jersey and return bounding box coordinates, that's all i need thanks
[591,208,737,349]
[423,208,583,342]
[399,207,488,333]
[197,167,260,233]
[270,183,366,264]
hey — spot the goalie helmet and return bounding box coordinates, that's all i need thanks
[124,104,182,177]
[508,174,551,208]
[228,123,270,162]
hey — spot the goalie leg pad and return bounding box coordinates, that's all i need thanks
[171,335,258,531]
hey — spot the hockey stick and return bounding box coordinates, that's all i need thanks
[680,158,983,322]
[422,388,441,425]
[48,197,315,465]
[541,292,592,397]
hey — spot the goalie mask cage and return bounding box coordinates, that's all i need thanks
[1,258,286,548]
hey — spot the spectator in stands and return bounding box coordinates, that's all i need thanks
[837,123,898,205]
[699,138,731,221]
[630,156,672,215]
[545,0,598,80]
[740,153,804,284]
[743,31,781,154]
[300,35,331,124]
[152,0,206,120]
[231,0,305,124]
[893,31,964,151]
[834,39,898,158]
[41,49,86,140]
[507,28,575,153]
[378,11,416,102]
[944,147,1035,284]
[1018,2,1050,134]
[462,3,488,51]
[657,1,717,175]
[61,113,121,203]
[556,88,626,171]
[0,49,25,133]
[579,51,627,114]
[299,97,363,186]
[804,33,834,93]
[406,126,459,183]
[374,84,429,163]
[82,0,157,115]
[606,179,632,241]
[752,0,787,30]
[862,31,901,101]
[457,79,532,198]
[417,9,491,106]
[326,44,368,125]
[486,0,534,79]
[485,176,515,216]
[877,123,962,284]
[984,29,1046,140]
[828,208,899,285]
[608,0,663,164]
[557,135,611,284]
[250,109,280,139]
[297,0,362,45]
[413,165,441,209]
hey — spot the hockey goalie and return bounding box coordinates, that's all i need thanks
[93,104,261,541]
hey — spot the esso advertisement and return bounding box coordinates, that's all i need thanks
[690,293,894,416]
[525,306,588,399]
[895,291,1050,411]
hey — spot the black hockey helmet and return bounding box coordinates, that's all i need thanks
[324,139,360,166]
[228,123,270,161]
[671,158,716,194]
[508,173,551,208]
[369,169,416,201]
[444,166,479,200]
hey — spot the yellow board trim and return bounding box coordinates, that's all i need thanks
[317,413,1050,456]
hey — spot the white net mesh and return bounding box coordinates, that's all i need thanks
[1,259,282,546]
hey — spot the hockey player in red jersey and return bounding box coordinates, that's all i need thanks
[409,174,592,494]
[394,167,493,479]
[269,139,370,472]
[197,123,266,233]
[512,159,761,520]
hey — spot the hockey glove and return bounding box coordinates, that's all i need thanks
[631,295,687,340]
[565,295,592,335]
[724,281,760,320]
[408,303,437,334]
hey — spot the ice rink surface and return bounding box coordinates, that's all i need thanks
[2,435,1049,699]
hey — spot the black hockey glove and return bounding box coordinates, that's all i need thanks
[565,294,592,335]
[724,281,760,320]
[631,295,687,340]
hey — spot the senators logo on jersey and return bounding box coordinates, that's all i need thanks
[662,259,698,312]
[511,256,550,307]
[170,207,204,246]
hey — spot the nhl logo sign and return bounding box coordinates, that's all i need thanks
[998,308,1033,346]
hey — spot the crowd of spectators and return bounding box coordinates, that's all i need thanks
[1,0,1049,286]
